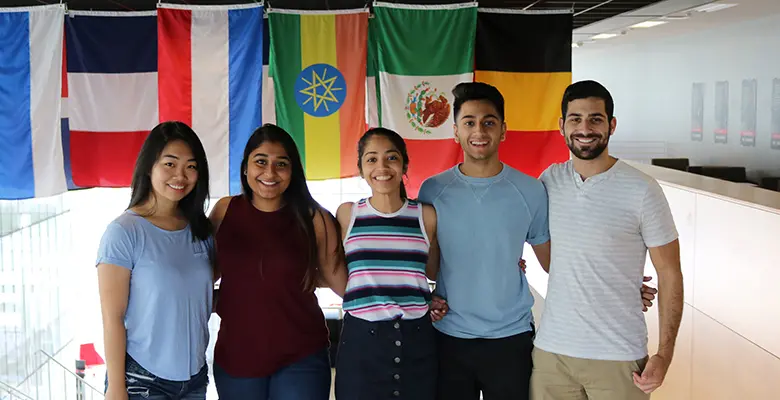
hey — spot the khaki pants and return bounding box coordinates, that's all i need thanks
[530,348,649,400]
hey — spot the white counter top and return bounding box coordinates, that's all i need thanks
[626,161,780,215]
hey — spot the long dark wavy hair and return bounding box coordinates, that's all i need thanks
[128,121,213,242]
[357,127,410,199]
[240,123,343,292]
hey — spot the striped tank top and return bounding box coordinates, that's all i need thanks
[341,198,432,322]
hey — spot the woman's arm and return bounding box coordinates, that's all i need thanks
[208,197,232,312]
[422,204,439,281]
[208,196,232,234]
[97,263,131,396]
[208,196,232,282]
[314,206,348,297]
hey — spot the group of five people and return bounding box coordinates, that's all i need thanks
[96,79,683,400]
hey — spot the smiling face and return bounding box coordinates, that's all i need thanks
[149,139,198,204]
[561,97,617,161]
[454,99,507,162]
[359,135,406,197]
[244,141,292,203]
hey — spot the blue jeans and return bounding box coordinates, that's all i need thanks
[213,348,331,400]
[105,354,208,400]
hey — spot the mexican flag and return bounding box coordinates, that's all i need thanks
[371,2,478,197]
[269,8,368,180]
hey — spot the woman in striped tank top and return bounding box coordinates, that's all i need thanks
[334,128,447,400]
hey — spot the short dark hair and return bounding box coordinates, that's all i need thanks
[561,80,614,121]
[357,128,410,199]
[128,121,212,242]
[452,82,505,122]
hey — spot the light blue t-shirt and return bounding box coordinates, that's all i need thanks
[418,164,550,339]
[96,210,214,381]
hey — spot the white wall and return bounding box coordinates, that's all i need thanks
[572,12,780,180]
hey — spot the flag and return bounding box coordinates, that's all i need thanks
[366,16,380,129]
[268,8,368,180]
[262,21,275,125]
[0,4,67,200]
[61,32,77,190]
[158,3,265,198]
[65,10,158,188]
[475,9,572,177]
[372,2,478,198]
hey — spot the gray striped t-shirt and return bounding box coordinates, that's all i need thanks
[534,160,678,361]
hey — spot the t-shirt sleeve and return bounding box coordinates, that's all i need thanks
[95,221,135,270]
[526,183,551,245]
[539,165,554,185]
[640,180,679,248]
[417,179,434,204]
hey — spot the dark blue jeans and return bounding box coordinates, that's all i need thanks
[213,348,331,400]
[105,354,208,400]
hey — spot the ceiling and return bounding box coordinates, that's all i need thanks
[4,0,667,30]
[573,0,780,49]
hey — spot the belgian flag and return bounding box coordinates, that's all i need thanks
[475,9,572,178]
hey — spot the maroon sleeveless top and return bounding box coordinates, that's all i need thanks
[213,196,329,377]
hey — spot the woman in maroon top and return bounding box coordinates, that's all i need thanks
[208,124,347,400]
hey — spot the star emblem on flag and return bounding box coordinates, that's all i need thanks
[294,63,347,117]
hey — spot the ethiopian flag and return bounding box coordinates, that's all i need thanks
[268,8,368,180]
[475,9,572,178]
[372,2,477,198]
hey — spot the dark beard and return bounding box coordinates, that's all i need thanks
[567,132,610,160]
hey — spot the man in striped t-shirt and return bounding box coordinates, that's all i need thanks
[530,80,684,400]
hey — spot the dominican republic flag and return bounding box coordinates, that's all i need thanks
[158,3,266,198]
[65,10,158,188]
[0,4,67,200]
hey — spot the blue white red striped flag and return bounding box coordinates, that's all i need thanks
[65,10,158,188]
[158,3,267,198]
[0,4,67,200]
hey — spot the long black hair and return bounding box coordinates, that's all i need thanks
[128,121,212,242]
[357,127,410,199]
[240,123,342,291]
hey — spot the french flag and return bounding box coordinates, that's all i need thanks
[158,3,266,198]
[65,10,158,188]
[0,5,67,200]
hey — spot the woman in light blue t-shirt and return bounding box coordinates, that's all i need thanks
[96,121,216,400]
